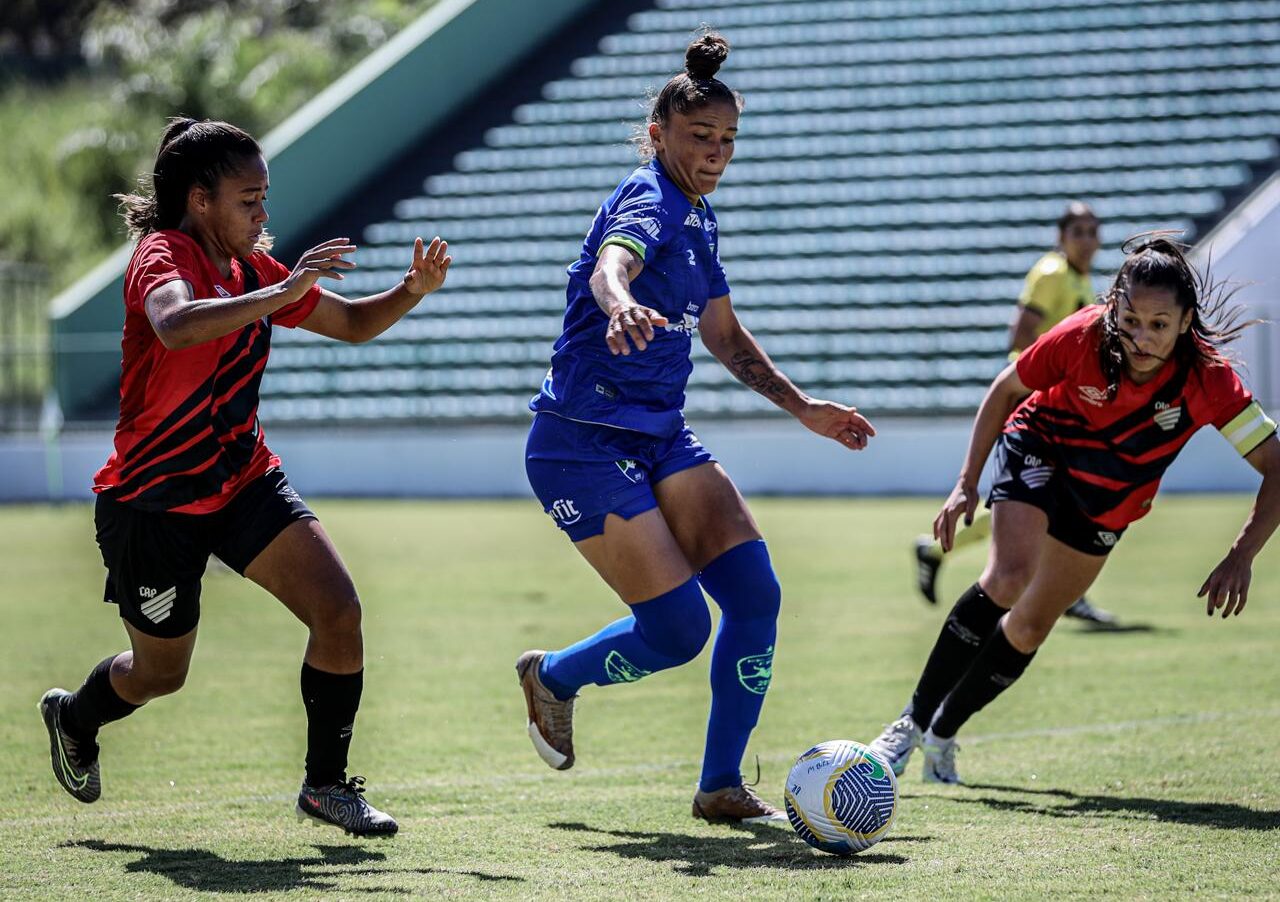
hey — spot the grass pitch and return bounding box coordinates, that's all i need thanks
[1,496,1277,899]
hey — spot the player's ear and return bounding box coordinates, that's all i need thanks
[648,121,664,152]
[1179,307,1194,334]
[187,183,209,216]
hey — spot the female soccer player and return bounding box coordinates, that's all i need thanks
[914,203,1117,626]
[38,118,451,835]
[515,33,875,823]
[873,235,1279,784]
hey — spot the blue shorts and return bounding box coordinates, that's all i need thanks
[525,412,716,541]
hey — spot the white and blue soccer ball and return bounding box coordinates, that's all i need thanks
[784,739,899,855]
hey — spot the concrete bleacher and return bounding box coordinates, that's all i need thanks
[261,0,1280,426]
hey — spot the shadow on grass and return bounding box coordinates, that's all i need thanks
[548,821,910,876]
[63,840,522,894]
[1068,620,1159,635]
[918,782,1280,831]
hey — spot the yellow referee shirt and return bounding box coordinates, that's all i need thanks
[1019,250,1095,335]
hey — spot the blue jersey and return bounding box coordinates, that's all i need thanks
[530,157,730,437]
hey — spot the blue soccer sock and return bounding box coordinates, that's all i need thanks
[697,540,781,793]
[539,577,711,700]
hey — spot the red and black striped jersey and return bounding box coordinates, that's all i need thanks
[1008,306,1275,530]
[93,230,321,513]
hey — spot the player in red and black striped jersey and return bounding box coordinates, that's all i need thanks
[870,235,1280,784]
[38,118,451,835]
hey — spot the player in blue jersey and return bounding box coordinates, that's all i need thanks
[516,33,876,823]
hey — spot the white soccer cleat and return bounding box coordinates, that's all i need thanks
[868,715,922,777]
[922,730,962,784]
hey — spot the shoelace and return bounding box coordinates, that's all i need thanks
[338,775,367,797]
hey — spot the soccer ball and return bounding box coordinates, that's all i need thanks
[784,739,899,855]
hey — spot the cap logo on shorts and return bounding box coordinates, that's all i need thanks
[1021,454,1053,489]
[139,585,177,624]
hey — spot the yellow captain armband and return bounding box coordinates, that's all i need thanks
[599,235,648,261]
[1220,401,1279,457]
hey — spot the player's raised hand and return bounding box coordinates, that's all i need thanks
[1198,550,1252,618]
[797,400,876,450]
[605,302,668,355]
[934,479,980,553]
[287,238,357,294]
[403,236,451,297]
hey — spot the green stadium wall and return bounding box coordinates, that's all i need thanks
[47,0,601,420]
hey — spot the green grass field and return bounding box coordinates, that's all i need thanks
[1,496,1277,899]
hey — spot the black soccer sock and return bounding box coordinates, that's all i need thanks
[63,655,142,740]
[909,584,1007,730]
[929,624,1036,739]
[301,663,363,788]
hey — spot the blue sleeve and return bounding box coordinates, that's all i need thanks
[598,177,672,264]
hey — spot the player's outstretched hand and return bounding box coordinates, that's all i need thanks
[798,400,876,451]
[605,302,668,356]
[287,238,357,294]
[1198,551,1252,618]
[934,480,980,553]
[403,236,452,297]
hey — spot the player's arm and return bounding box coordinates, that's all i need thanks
[699,294,874,451]
[935,363,1031,551]
[145,238,355,350]
[300,237,451,343]
[1007,305,1045,354]
[590,243,668,356]
[1199,433,1280,619]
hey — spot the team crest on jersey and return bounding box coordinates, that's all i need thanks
[1153,402,1182,431]
[1078,385,1108,407]
[615,459,644,484]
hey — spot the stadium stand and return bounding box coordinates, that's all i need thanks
[219,2,1280,422]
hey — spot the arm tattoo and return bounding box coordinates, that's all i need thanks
[730,350,790,403]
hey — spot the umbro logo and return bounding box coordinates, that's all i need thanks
[139,585,176,623]
[214,285,232,298]
[1078,385,1108,407]
[1096,531,1118,548]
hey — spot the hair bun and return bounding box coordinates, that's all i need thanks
[159,117,199,149]
[685,32,729,81]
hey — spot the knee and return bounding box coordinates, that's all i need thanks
[636,582,712,664]
[1002,610,1053,652]
[981,564,1035,607]
[134,663,189,699]
[309,592,363,639]
[700,540,782,622]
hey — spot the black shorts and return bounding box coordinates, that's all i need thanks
[94,468,315,638]
[987,431,1126,556]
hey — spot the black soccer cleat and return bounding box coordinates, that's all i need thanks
[913,537,943,605]
[296,776,398,836]
[38,688,101,803]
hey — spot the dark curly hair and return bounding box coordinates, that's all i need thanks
[635,31,743,160]
[1097,232,1258,398]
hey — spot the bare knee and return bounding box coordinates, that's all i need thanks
[123,660,190,701]
[1003,609,1054,652]
[980,563,1036,607]
[309,592,363,640]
